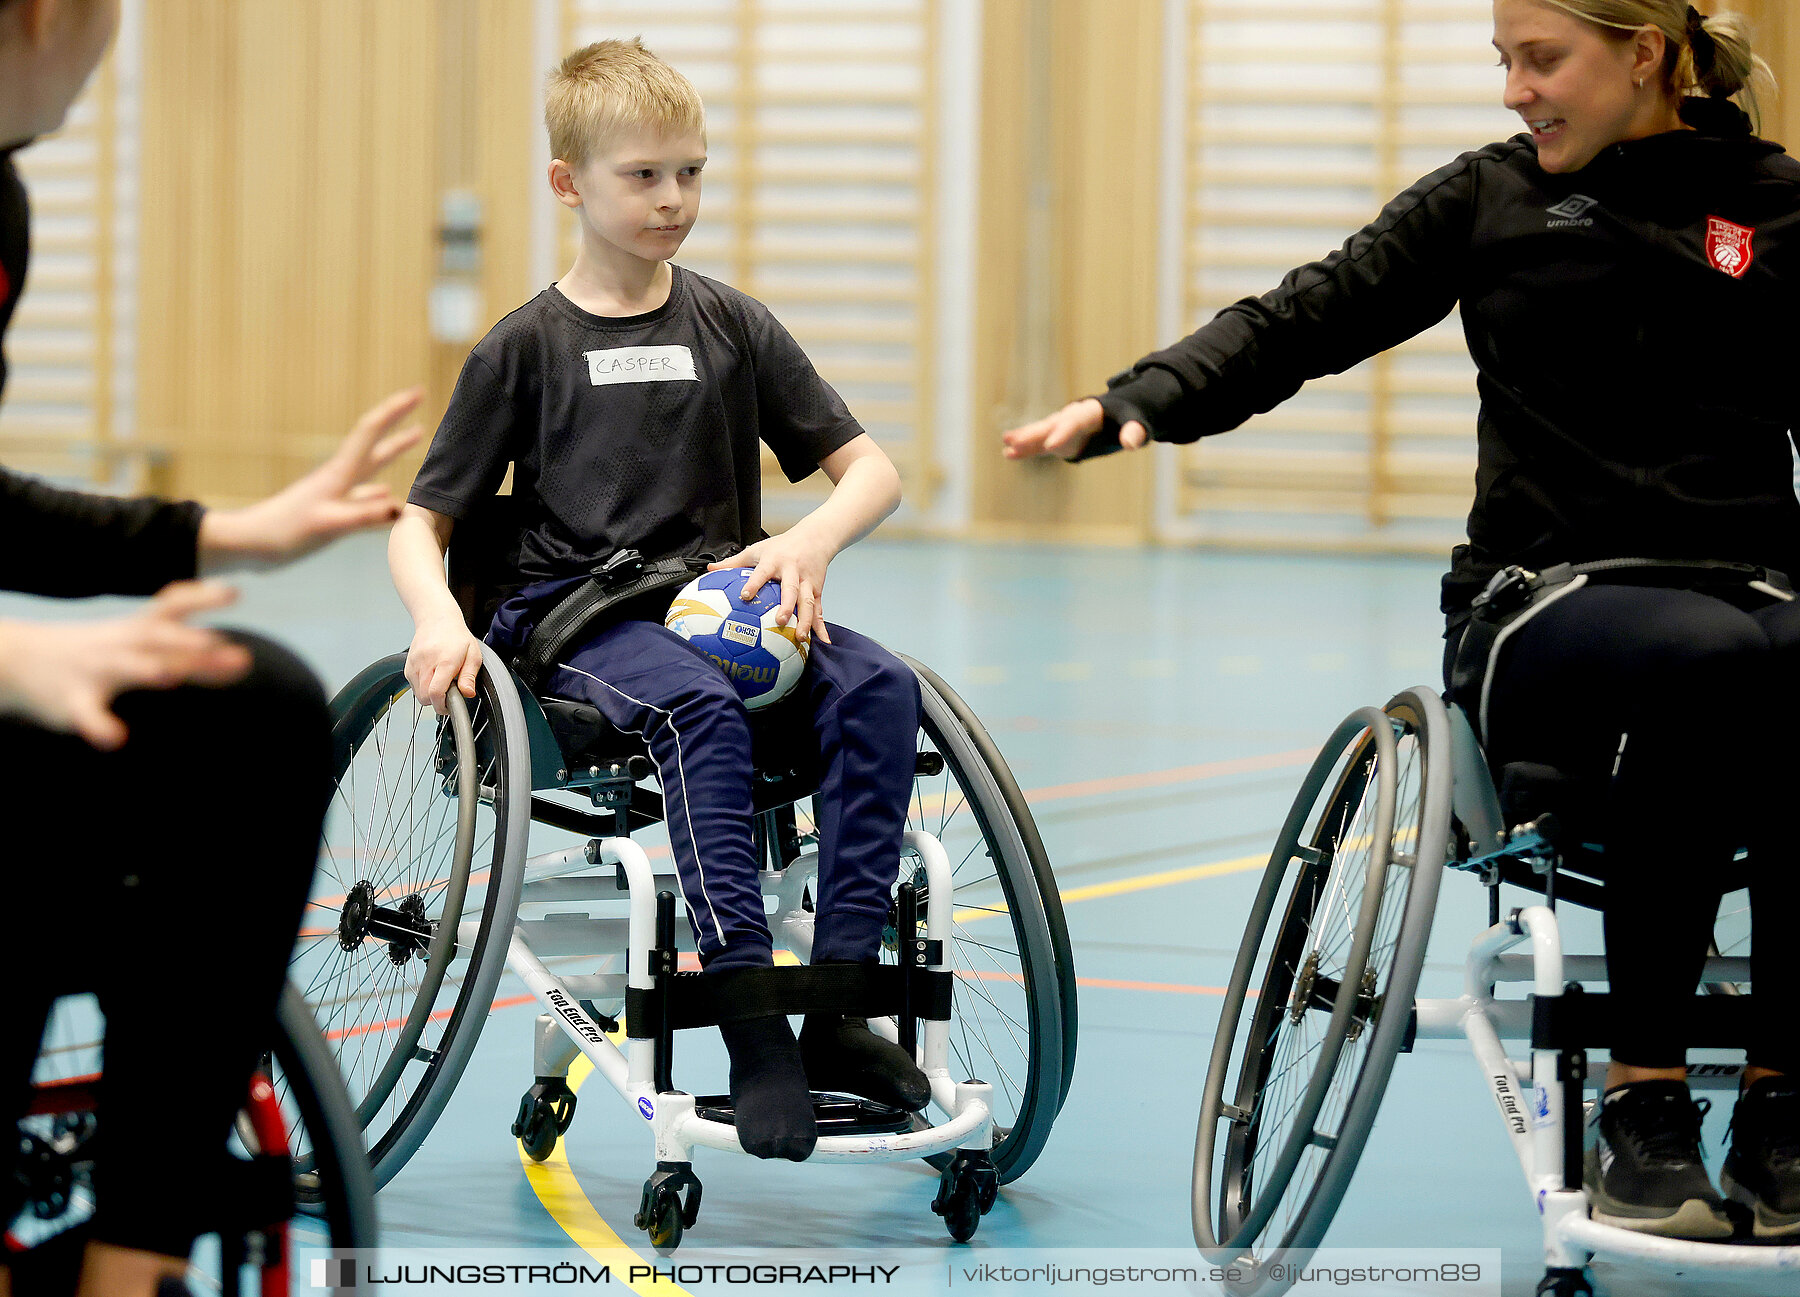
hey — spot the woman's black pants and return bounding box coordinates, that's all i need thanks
[0,633,330,1259]
[1450,584,1800,1073]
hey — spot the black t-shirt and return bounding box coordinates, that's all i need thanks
[0,147,202,597]
[410,267,865,585]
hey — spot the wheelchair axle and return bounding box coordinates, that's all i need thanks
[335,880,435,965]
[1287,956,1381,1038]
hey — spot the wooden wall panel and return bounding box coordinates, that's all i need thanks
[969,0,1160,543]
[1735,0,1794,148]
[0,53,122,482]
[137,1,535,506]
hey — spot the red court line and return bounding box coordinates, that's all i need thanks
[1077,976,1230,996]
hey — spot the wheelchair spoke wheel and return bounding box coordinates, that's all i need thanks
[260,984,380,1249]
[894,657,1074,1184]
[13,985,374,1291]
[1195,690,1450,1289]
[295,650,528,1187]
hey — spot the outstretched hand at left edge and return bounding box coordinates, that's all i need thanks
[197,387,426,573]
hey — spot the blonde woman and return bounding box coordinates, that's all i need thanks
[1008,0,1799,1243]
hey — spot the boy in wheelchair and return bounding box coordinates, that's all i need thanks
[389,37,928,1164]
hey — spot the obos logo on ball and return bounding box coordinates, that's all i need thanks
[664,567,809,710]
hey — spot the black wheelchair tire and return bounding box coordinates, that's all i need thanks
[272,983,380,1251]
[1193,689,1450,1291]
[17,983,376,1293]
[906,657,1078,1114]
[298,651,528,1189]
[900,657,1072,1184]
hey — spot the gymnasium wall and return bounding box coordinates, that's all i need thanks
[0,0,1793,549]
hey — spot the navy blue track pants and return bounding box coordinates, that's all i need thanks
[545,618,921,971]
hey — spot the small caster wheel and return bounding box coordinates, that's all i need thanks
[634,1162,703,1255]
[941,1187,979,1243]
[931,1150,997,1243]
[1535,1269,1591,1297]
[511,1079,577,1161]
[517,1105,559,1162]
[647,1189,683,1255]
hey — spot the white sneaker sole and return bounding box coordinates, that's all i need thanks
[1721,1167,1800,1240]
[1589,1196,1736,1241]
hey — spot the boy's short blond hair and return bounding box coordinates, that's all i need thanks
[546,38,706,168]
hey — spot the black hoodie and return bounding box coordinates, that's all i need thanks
[1092,101,1800,615]
[0,147,202,597]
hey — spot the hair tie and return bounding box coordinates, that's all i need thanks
[1686,5,1719,83]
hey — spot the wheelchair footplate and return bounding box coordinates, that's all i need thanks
[692,1093,915,1138]
[500,828,999,1250]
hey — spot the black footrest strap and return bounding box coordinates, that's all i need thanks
[626,962,953,1036]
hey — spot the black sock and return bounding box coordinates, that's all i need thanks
[800,1013,931,1112]
[716,1014,817,1161]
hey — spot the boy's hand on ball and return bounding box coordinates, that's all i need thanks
[711,533,833,646]
[1001,398,1148,461]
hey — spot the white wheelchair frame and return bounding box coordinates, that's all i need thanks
[494,829,995,1230]
[303,642,1072,1252]
[1195,687,1800,1297]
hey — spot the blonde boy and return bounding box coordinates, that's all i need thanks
[389,38,927,1161]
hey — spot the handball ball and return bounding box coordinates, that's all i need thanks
[664,568,809,711]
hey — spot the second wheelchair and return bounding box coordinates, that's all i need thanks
[1192,683,1797,1297]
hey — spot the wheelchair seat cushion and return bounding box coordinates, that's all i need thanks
[539,695,648,771]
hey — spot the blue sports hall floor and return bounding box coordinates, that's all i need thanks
[11,535,1764,1297]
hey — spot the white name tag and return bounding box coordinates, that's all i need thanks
[584,345,698,386]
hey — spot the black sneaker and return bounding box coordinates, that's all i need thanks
[1722,1076,1800,1239]
[1583,1080,1734,1239]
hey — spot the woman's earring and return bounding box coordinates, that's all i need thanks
[1635,78,1645,89]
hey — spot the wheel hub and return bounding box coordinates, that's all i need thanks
[383,893,431,966]
[335,881,433,966]
[882,863,929,952]
[337,880,376,951]
[1289,951,1321,1024]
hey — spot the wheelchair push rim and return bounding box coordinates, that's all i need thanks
[1194,689,1450,1284]
[897,657,1075,1184]
[296,648,529,1187]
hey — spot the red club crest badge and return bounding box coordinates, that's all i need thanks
[1706,216,1756,279]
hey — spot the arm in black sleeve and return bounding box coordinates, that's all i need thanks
[0,467,203,596]
[1075,146,1491,461]
[408,348,524,519]
[741,298,865,480]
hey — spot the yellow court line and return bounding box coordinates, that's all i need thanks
[951,851,1269,926]
[519,1050,697,1297]
[1054,852,1268,904]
